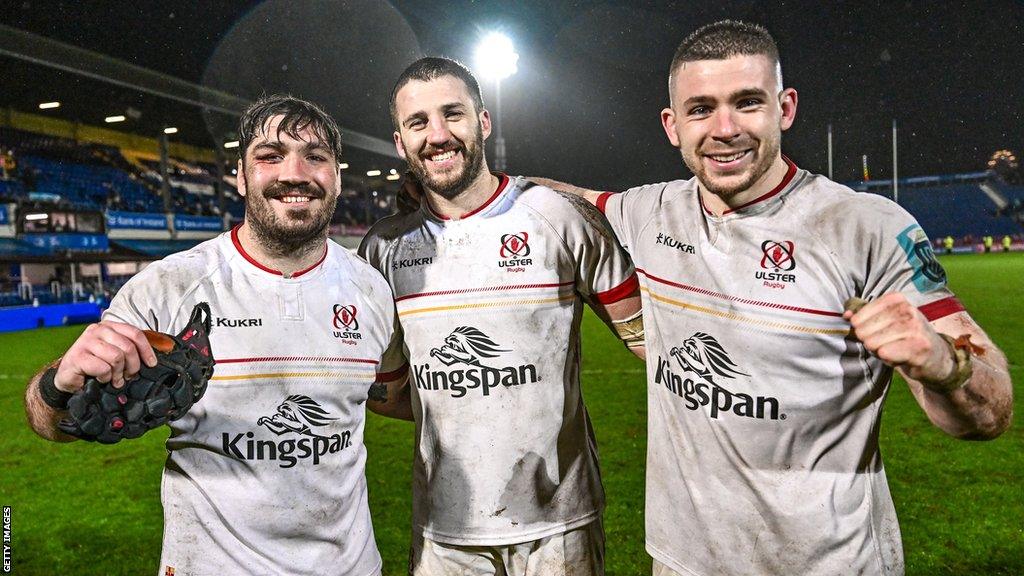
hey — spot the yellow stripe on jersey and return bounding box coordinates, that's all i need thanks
[641,287,849,336]
[399,293,575,317]
[211,371,374,381]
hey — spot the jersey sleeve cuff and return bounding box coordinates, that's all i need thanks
[376,363,409,383]
[593,272,639,305]
[918,296,965,321]
[596,192,614,215]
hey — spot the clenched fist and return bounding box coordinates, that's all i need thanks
[844,293,956,387]
[54,321,159,392]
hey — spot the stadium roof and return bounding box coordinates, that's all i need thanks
[1,1,1022,189]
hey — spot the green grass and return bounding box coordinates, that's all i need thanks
[1,252,1021,574]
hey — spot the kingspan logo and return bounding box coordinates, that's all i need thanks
[221,395,352,468]
[414,326,540,398]
[655,332,784,420]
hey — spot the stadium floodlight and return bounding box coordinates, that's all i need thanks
[163,127,178,135]
[223,141,239,149]
[38,101,60,110]
[386,174,400,181]
[105,115,126,123]
[474,33,519,81]
[366,169,382,177]
[340,163,350,169]
[473,32,519,171]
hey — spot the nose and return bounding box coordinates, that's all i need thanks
[710,108,741,141]
[426,116,453,147]
[277,153,311,185]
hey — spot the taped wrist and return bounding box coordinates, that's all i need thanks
[38,367,72,410]
[612,309,645,348]
[925,334,974,393]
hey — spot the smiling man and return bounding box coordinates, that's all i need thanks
[532,20,1013,576]
[25,95,410,575]
[360,57,644,575]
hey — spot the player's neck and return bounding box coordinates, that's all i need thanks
[235,222,326,278]
[700,156,791,216]
[424,169,500,220]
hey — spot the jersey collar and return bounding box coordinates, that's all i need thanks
[424,173,510,221]
[230,224,328,278]
[699,155,798,217]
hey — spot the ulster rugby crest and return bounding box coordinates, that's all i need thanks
[498,232,533,272]
[331,304,361,343]
[755,239,797,289]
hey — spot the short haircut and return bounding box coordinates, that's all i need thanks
[669,20,781,89]
[389,57,484,130]
[237,94,343,163]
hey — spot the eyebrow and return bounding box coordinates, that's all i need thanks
[401,102,469,128]
[251,141,332,156]
[682,87,771,108]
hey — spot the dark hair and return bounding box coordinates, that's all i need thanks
[237,94,343,162]
[389,57,484,129]
[669,20,780,84]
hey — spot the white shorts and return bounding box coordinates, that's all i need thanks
[410,520,605,576]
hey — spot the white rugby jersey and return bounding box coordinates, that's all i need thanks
[360,174,638,545]
[598,158,962,576]
[103,226,405,576]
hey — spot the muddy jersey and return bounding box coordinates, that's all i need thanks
[103,227,405,576]
[598,159,961,576]
[360,174,637,545]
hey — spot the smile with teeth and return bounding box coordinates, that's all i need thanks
[428,149,458,162]
[706,150,750,163]
[277,196,312,203]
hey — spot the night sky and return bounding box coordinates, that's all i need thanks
[2,0,1022,191]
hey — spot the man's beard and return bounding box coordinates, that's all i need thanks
[406,124,485,200]
[685,136,779,200]
[244,180,336,257]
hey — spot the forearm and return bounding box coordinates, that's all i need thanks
[904,348,1012,440]
[527,177,603,206]
[367,377,414,422]
[24,359,77,442]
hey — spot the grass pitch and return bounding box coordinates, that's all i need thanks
[1,252,1021,574]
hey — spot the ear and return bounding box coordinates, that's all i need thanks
[779,88,798,132]
[393,131,408,160]
[479,109,492,140]
[661,107,681,147]
[236,159,247,197]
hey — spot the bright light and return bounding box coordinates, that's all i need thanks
[339,163,349,170]
[366,169,382,177]
[474,32,519,81]
[386,174,400,181]
[224,141,239,149]
[25,213,49,221]
[389,168,398,174]
[38,101,60,110]
[163,127,178,134]
[105,115,126,123]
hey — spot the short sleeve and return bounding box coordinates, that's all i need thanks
[101,265,171,331]
[595,182,672,253]
[860,200,962,321]
[357,230,387,275]
[376,301,409,381]
[555,191,638,305]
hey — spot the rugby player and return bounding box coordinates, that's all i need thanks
[360,57,644,575]
[25,95,410,575]
[532,20,1013,576]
